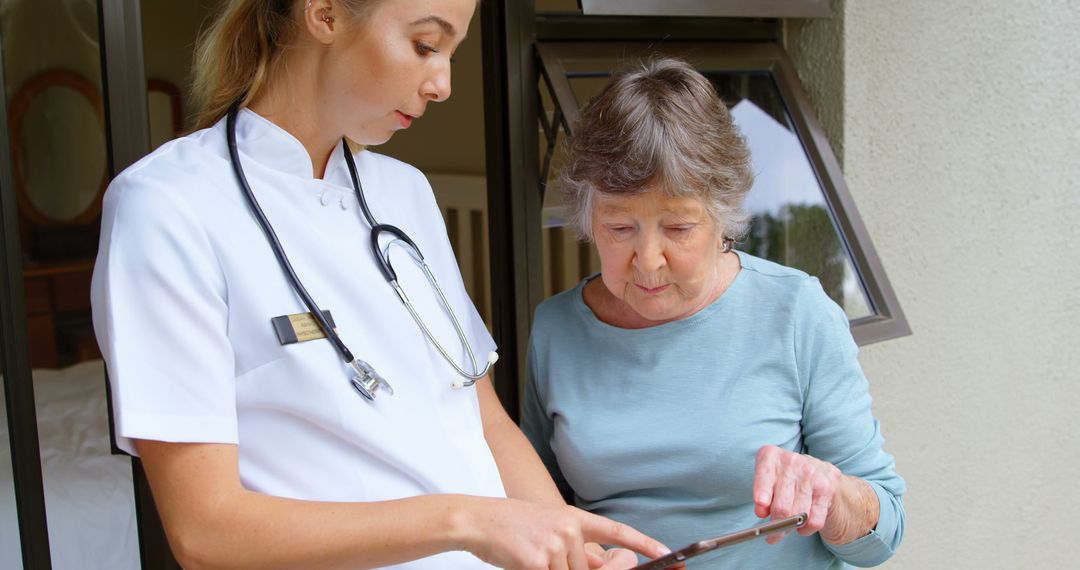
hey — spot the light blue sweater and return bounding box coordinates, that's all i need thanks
[521,251,905,568]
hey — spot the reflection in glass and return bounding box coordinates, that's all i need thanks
[540,68,872,319]
[11,72,107,223]
[3,0,141,565]
[3,0,105,263]
[722,86,872,320]
[1,377,24,568]
[0,365,139,569]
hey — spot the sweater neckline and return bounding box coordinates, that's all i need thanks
[572,249,750,334]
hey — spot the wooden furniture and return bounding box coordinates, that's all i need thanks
[8,70,180,368]
[8,70,106,368]
[23,260,97,368]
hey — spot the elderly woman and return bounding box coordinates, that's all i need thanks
[521,57,906,568]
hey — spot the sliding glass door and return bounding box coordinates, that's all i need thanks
[1,0,149,567]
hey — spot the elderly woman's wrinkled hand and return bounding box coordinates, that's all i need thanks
[752,444,844,544]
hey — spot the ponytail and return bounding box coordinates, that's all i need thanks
[190,0,297,131]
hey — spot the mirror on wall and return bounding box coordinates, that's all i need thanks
[2,0,104,264]
[9,70,107,227]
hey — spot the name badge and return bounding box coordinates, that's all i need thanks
[271,310,337,345]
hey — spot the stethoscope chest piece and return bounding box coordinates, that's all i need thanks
[226,104,495,404]
[350,359,393,400]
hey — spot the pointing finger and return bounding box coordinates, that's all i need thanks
[754,446,780,518]
[580,513,671,560]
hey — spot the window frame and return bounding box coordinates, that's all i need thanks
[577,0,832,19]
[536,40,910,345]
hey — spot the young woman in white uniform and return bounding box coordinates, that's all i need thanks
[90,1,669,568]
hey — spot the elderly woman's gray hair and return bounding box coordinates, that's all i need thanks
[558,57,754,241]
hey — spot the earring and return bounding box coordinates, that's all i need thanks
[307,1,333,24]
[721,237,734,254]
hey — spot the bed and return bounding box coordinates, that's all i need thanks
[1,359,139,569]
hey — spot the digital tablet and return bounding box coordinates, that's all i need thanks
[630,514,807,570]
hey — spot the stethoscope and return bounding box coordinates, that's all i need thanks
[225,105,497,400]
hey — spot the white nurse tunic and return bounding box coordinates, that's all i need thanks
[91,109,504,569]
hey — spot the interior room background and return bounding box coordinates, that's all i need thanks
[2,0,1077,568]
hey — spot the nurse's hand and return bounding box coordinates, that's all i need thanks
[457,497,670,570]
[586,543,637,569]
[752,444,877,545]
[586,543,685,570]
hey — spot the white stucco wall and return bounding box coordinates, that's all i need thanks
[791,1,1080,567]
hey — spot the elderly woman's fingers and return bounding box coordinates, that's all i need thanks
[772,462,800,518]
[800,483,832,536]
[753,445,782,518]
[755,444,846,545]
[790,463,815,520]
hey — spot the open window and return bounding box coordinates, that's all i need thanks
[535,41,909,345]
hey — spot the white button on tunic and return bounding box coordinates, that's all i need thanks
[92,110,503,569]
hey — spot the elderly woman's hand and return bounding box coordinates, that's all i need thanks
[752,445,878,545]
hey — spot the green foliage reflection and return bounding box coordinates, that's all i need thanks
[743,204,845,306]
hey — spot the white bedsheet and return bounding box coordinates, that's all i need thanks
[1,359,139,569]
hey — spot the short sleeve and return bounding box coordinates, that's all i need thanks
[91,173,238,455]
[794,278,907,566]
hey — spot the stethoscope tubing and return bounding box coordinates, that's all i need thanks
[226,105,492,393]
[226,106,356,365]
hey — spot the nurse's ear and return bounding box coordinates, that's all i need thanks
[304,0,337,43]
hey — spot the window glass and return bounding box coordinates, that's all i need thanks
[2,0,138,566]
[0,377,23,568]
[708,72,871,319]
[539,49,880,321]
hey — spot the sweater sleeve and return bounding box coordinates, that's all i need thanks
[794,277,906,567]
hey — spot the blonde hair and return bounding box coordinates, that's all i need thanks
[190,0,379,130]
